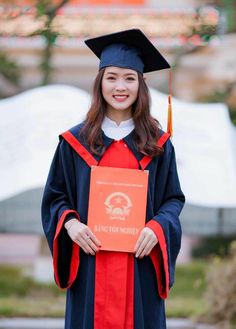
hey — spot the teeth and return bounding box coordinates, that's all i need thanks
[114,96,127,99]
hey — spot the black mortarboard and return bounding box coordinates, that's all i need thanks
[84,28,170,74]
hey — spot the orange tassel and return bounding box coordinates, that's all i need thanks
[167,94,173,136]
[167,69,173,136]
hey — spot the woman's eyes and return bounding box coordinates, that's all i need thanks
[107,76,136,81]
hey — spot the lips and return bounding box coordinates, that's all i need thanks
[113,95,129,102]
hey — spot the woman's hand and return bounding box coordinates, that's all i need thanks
[134,227,158,258]
[65,219,101,255]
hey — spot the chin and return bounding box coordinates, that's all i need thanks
[111,102,133,111]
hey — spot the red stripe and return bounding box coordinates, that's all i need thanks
[53,209,80,289]
[146,219,169,299]
[139,132,170,170]
[61,131,98,167]
[94,252,134,329]
[125,254,134,328]
[157,132,171,148]
[139,155,152,171]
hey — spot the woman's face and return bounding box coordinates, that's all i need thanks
[101,66,139,117]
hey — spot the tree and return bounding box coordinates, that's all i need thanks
[31,0,69,85]
[0,51,20,89]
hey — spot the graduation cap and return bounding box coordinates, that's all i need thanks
[85,29,173,136]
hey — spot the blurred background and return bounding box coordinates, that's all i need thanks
[0,0,236,328]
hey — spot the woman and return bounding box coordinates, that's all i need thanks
[41,29,185,329]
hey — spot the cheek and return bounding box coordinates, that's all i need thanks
[101,80,111,99]
[101,80,106,96]
[131,82,139,98]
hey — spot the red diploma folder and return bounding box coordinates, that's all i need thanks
[87,166,148,252]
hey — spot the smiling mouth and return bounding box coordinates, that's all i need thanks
[113,95,129,102]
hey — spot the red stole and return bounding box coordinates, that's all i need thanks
[94,140,138,329]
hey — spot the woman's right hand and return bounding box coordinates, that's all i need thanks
[65,219,101,255]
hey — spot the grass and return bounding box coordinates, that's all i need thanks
[0,262,208,318]
[0,265,65,317]
[0,265,63,298]
[166,261,208,319]
[0,297,65,317]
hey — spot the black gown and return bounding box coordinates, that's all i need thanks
[41,123,185,329]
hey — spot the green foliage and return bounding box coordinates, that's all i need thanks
[0,51,20,86]
[0,265,64,298]
[166,261,208,318]
[170,262,207,298]
[0,262,209,318]
[198,87,236,126]
[36,2,48,17]
[200,89,227,103]
[41,30,60,44]
[229,111,236,126]
[31,0,69,85]
[220,0,236,33]
[205,241,236,327]
[0,0,68,89]
[0,297,65,317]
[192,236,236,259]
[0,264,65,317]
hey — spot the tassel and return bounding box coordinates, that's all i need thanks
[167,69,173,136]
[167,94,173,136]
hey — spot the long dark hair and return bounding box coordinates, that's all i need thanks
[80,68,163,157]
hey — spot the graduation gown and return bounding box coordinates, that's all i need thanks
[41,122,185,329]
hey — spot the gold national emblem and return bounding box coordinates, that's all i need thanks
[104,192,133,221]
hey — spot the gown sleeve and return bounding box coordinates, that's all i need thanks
[41,138,80,289]
[146,140,185,299]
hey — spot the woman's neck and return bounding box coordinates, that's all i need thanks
[105,108,132,126]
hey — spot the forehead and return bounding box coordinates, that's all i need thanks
[104,66,138,75]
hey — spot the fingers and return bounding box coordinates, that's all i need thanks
[136,240,156,258]
[134,228,158,259]
[82,234,101,255]
[67,222,101,255]
[135,234,150,258]
[134,231,145,254]
[88,230,102,248]
[79,236,97,255]
[75,233,100,255]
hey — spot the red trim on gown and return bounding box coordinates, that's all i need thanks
[146,220,170,299]
[53,210,80,289]
[139,132,170,170]
[61,131,98,167]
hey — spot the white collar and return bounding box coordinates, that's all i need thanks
[102,116,134,128]
[101,116,135,140]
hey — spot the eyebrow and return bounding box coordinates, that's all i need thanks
[105,71,137,77]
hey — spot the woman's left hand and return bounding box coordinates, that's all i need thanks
[134,227,158,258]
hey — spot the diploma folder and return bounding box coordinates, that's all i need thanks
[87,166,148,253]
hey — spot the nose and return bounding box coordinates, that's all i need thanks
[115,78,126,91]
